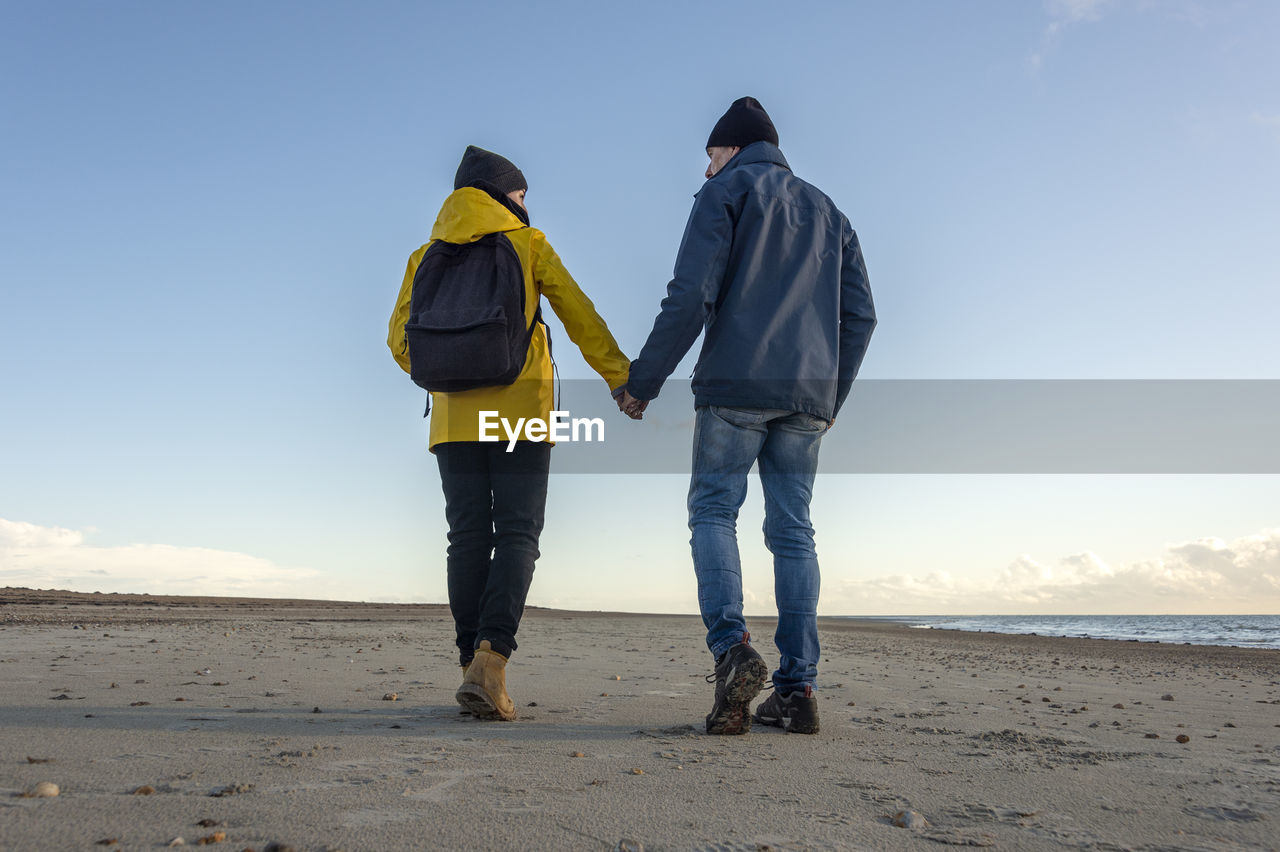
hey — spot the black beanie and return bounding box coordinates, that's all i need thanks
[706,97,779,149]
[453,145,527,195]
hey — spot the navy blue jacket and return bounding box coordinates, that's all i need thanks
[626,142,875,421]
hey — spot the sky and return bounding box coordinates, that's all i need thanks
[2,0,1278,615]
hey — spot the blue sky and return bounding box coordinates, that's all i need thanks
[2,0,1278,614]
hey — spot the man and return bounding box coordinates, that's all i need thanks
[389,146,631,720]
[620,98,876,735]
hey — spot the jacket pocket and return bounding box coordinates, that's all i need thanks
[780,412,831,434]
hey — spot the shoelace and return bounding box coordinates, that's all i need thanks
[703,635,771,685]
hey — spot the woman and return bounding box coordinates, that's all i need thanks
[388,145,630,720]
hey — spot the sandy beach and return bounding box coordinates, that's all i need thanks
[1,589,1277,851]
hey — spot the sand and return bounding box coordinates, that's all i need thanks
[1,588,1277,851]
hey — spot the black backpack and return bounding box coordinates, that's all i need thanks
[403,231,540,392]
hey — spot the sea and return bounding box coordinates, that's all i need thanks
[846,615,1280,650]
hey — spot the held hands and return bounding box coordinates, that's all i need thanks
[610,388,830,427]
[614,389,648,420]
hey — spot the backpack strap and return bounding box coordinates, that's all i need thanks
[535,304,561,411]
[525,301,560,411]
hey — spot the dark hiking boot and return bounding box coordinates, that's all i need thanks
[705,639,769,735]
[753,684,820,734]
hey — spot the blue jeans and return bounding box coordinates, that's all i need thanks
[688,405,828,693]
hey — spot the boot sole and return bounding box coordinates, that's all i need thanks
[706,656,769,735]
[455,684,516,721]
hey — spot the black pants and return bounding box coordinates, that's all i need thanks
[435,440,551,664]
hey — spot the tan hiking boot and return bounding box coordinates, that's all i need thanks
[455,640,516,721]
[456,664,470,713]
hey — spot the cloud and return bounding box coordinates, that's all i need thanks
[1046,0,1110,34]
[1031,0,1113,68]
[0,517,349,600]
[0,519,85,549]
[10,517,1277,616]
[823,527,1280,615]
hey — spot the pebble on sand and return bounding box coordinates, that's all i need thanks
[1176,734,1191,744]
[571,751,586,758]
[132,785,156,795]
[1162,694,1175,701]
[24,781,59,798]
[382,693,398,701]
[629,768,644,775]
[892,810,929,829]
[210,783,253,797]
[196,831,226,845]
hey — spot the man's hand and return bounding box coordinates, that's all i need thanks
[616,389,648,420]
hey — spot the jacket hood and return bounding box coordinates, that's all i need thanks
[429,187,527,244]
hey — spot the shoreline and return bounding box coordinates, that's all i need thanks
[841,613,1280,652]
[4,587,1276,653]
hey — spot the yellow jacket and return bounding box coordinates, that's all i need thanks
[389,188,629,449]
